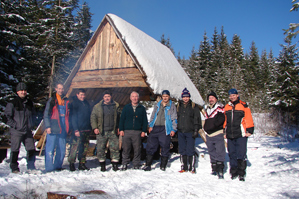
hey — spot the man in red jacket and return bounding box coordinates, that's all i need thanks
[204,91,225,179]
[224,88,254,181]
[44,83,70,172]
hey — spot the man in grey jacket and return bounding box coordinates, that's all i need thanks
[5,83,36,173]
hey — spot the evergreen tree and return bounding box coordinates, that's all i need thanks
[228,34,245,96]
[208,28,220,94]
[185,46,199,89]
[271,38,299,121]
[0,0,30,122]
[284,0,299,40]
[197,31,211,98]
[248,41,260,90]
[160,34,175,56]
[56,1,93,83]
[217,26,230,103]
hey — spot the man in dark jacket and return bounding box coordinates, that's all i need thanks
[68,89,91,171]
[44,83,70,172]
[224,88,254,181]
[5,82,36,173]
[119,91,148,170]
[177,88,201,174]
[90,90,121,171]
[204,91,226,179]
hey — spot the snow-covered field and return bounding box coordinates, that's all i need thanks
[0,134,299,199]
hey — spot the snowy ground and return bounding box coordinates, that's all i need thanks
[0,134,299,199]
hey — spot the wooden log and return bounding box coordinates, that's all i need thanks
[33,120,45,140]
[47,192,76,199]
[198,129,207,143]
[70,80,148,89]
[47,190,107,199]
[72,73,144,83]
[0,144,10,149]
[38,132,47,156]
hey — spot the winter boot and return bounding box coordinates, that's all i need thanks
[237,159,247,181]
[160,156,168,171]
[237,159,247,177]
[230,167,238,180]
[112,162,119,171]
[0,149,7,163]
[100,161,106,172]
[26,150,36,170]
[79,163,89,171]
[239,175,245,181]
[211,162,217,176]
[143,155,153,171]
[10,151,20,173]
[188,155,196,174]
[70,163,76,172]
[216,161,224,179]
[120,164,127,171]
[179,155,188,173]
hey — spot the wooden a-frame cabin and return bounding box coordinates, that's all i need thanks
[34,13,204,141]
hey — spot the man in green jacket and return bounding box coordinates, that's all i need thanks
[90,90,120,171]
[119,91,148,170]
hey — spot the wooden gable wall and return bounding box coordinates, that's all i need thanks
[80,20,135,70]
[65,18,151,107]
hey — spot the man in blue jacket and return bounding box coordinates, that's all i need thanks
[119,91,148,170]
[144,90,177,171]
[68,89,91,171]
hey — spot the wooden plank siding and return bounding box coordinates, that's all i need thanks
[79,21,135,71]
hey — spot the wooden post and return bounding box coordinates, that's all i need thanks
[38,132,47,156]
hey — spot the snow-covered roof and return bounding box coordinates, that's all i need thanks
[107,14,204,105]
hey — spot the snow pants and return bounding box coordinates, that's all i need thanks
[206,133,226,163]
[68,131,90,164]
[122,130,141,167]
[227,137,247,176]
[45,132,66,172]
[146,126,171,158]
[97,130,120,163]
[178,131,195,156]
[10,131,35,171]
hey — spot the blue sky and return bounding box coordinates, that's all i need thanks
[80,0,298,59]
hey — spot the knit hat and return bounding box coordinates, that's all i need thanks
[16,82,27,92]
[228,88,238,95]
[162,90,170,96]
[103,90,112,96]
[207,91,218,100]
[181,88,191,98]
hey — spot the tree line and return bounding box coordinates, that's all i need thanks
[0,0,92,124]
[163,25,299,125]
[1,0,298,127]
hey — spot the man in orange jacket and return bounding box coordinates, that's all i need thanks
[223,88,254,181]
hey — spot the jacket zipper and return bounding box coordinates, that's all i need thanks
[231,105,234,138]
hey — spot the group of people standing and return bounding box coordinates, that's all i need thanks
[5,82,254,182]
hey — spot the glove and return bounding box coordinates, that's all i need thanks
[192,130,199,138]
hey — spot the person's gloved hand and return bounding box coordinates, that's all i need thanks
[192,130,199,138]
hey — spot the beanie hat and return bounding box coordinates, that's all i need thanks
[162,90,170,96]
[181,88,191,98]
[16,82,27,92]
[103,90,112,96]
[228,88,238,95]
[207,91,218,100]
